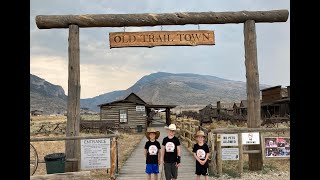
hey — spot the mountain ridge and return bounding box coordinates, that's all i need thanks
[30,72,269,114]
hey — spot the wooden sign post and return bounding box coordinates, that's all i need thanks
[109,30,214,48]
[35,9,289,174]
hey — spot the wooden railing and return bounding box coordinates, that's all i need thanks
[174,118,290,177]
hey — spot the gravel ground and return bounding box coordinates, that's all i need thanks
[211,171,289,180]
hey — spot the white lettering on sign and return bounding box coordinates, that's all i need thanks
[220,134,239,146]
[81,138,110,170]
[242,132,260,145]
[222,148,239,160]
[136,106,145,111]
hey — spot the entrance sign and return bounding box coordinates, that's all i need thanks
[242,132,260,145]
[35,9,289,172]
[81,138,111,170]
[222,148,239,160]
[109,30,215,48]
[220,134,238,146]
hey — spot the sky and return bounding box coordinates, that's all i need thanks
[30,0,290,99]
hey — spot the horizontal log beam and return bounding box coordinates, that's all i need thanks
[243,150,261,154]
[30,134,118,142]
[36,10,289,29]
[211,127,289,133]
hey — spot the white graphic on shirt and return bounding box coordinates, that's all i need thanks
[148,145,158,155]
[165,142,175,152]
[196,149,206,159]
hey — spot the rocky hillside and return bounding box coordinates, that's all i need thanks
[31,72,269,114]
[81,72,268,112]
[30,74,67,115]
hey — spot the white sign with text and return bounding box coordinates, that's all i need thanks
[220,134,238,146]
[81,138,110,170]
[222,148,239,160]
[242,132,260,145]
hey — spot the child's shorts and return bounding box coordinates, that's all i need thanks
[146,164,159,174]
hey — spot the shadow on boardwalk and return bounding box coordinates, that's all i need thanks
[116,123,196,180]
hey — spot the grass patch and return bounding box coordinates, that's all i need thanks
[222,168,241,178]
[261,164,278,174]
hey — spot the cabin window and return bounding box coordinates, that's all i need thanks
[119,109,128,123]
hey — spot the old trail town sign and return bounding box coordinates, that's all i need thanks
[109,30,215,48]
[35,10,289,172]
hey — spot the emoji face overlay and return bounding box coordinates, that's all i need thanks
[165,142,175,152]
[196,149,206,159]
[148,145,158,155]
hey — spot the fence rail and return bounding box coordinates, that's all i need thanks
[174,118,290,177]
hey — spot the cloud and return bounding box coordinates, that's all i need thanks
[30,55,151,98]
[31,0,290,98]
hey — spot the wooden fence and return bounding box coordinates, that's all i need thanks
[175,118,290,177]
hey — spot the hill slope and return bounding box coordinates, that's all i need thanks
[30,74,67,115]
[81,72,267,112]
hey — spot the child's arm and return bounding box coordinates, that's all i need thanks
[204,153,209,163]
[193,153,202,163]
[144,149,147,158]
[158,148,161,165]
[161,145,165,163]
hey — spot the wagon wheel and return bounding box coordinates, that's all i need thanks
[30,143,38,175]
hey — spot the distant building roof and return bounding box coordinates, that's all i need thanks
[261,85,282,91]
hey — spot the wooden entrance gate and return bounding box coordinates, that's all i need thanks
[35,9,289,172]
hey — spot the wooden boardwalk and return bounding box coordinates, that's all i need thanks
[117,124,196,180]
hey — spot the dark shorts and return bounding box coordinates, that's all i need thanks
[196,164,209,176]
[164,162,178,180]
[146,164,159,174]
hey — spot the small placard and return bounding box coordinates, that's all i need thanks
[242,132,260,145]
[220,134,238,146]
[222,148,239,160]
[81,138,111,170]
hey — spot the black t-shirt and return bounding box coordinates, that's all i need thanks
[144,140,161,164]
[192,143,209,168]
[162,136,181,163]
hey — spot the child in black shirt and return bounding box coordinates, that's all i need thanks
[161,123,181,180]
[192,130,209,180]
[144,128,161,180]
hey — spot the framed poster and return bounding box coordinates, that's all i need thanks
[263,137,290,158]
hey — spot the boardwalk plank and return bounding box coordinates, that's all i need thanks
[117,125,197,180]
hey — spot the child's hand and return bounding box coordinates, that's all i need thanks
[175,162,180,168]
[200,160,205,165]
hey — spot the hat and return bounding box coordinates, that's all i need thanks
[145,128,160,140]
[194,130,207,138]
[164,124,177,131]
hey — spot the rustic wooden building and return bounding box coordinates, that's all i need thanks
[199,104,217,123]
[233,103,240,115]
[97,92,176,131]
[239,100,248,116]
[98,93,148,130]
[261,86,290,118]
[217,101,234,115]
[31,110,43,116]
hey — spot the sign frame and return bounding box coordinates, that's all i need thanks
[80,138,111,170]
[262,136,290,159]
[220,134,239,146]
[109,30,215,48]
